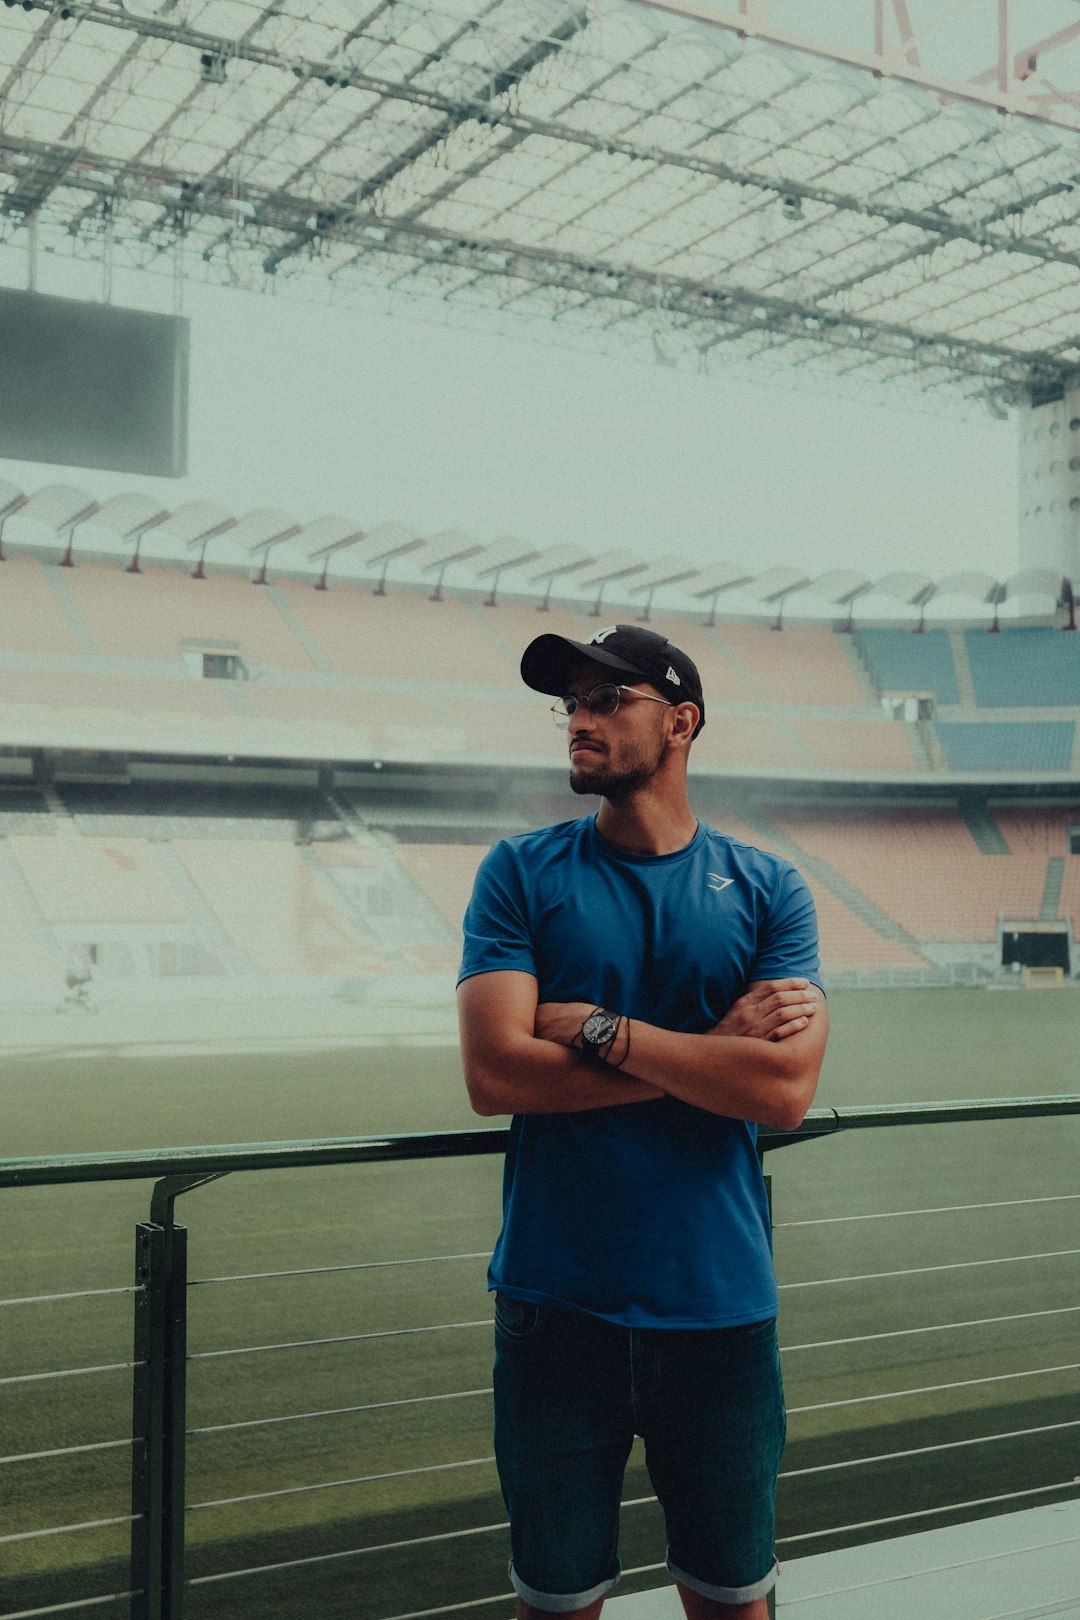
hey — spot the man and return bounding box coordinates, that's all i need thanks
[457,624,828,1620]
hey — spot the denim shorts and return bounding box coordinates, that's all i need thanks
[492,1295,786,1612]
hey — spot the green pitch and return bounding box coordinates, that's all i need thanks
[1,989,1077,1618]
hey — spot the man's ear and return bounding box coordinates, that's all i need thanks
[668,702,700,747]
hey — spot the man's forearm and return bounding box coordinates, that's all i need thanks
[618,1018,820,1130]
[464,1029,664,1116]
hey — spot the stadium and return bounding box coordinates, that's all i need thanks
[1,4,1079,1620]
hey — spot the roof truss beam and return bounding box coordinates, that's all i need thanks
[8,3,1080,282]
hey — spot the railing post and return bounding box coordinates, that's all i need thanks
[130,1212,189,1620]
[131,1223,165,1620]
[758,1147,777,1620]
[163,1222,188,1620]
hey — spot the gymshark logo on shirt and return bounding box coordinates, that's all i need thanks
[707,872,734,892]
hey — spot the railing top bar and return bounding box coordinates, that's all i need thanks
[0,1097,1077,1189]
[761,1095,1080,1143]
[0,1127,511,1190]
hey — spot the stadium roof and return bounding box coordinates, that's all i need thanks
[3,2,1080,405]
[1,475,1071,625]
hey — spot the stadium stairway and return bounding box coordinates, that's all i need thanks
[832,630,881,705]
[947,628,978,708]
[737,803,932,965]
[957,795,1010,854]
[147,841,261,975]
[1040,857,1066,921]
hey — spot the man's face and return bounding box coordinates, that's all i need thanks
[562,658,670,801]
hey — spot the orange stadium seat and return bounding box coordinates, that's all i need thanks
[273,583,526,682]
[62,563,316,668]
[700,810,924,972]
[8,836,189,923]
[392,843,486,932]
[710,623,868,708]
[0,556,84,655]
[789,718,920,772]
[173,840,381,975]
[767,805,1047,942]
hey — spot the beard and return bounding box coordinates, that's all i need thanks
[569,737,664,801]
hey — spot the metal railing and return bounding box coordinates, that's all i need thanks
[2,1098,1079,1620]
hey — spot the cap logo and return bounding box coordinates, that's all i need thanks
[592,626,619,643]
[666,665,681,685]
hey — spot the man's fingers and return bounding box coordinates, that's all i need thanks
[767,1014,811,1042]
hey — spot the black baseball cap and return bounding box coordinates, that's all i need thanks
[520,623,705,736]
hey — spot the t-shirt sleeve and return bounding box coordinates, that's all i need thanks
[748,863,822,987]
[457,840,537,986]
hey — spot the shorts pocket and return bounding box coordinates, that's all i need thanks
[494,1292,544,1341]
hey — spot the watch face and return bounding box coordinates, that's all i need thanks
[582,1011,617,1047]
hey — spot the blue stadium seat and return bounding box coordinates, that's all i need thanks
[934,721,1075,772]
[856,629,960,704]
[964,627,1080,708]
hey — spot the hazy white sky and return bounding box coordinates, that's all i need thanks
[0,260,1020,586]
[8,0,1066,585]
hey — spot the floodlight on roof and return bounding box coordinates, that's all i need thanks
[565,551,650,617]
[19,484,102,567]
[872,572,936,605]
[780,571,875,631]
[934,570,999,602]
[518,545,597,611]
[228,509,304,585]
[744,568,811,603]
[687,561,756,626]
[87,492,170,574]
[361,522,423,596]
[0,480,28,561]
[294,516,367,590]
[155,501,236,578]
[627,556,701,620]
[413,530,487,601]
[466,537,542,605]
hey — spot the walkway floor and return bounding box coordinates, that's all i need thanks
[608,1501,1080,1619]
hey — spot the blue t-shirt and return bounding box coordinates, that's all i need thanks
[458,815,821,1328]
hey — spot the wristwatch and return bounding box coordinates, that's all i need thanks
[579,1008,619,1060]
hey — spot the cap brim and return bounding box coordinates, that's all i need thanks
[520,634,644,696]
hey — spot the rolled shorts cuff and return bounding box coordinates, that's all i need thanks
[667,1554,779,1605]
[509,1560,621,1613]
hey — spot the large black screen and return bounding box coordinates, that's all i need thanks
[0,288,189,477]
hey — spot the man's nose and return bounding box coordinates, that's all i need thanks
[567,700,595,734]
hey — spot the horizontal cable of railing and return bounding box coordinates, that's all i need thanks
[782,1301,1080,1351]
[188,1251,489,1286]
[779,1245,1080,1289]
[0,1360,139,1388]
[788,1361,1078,1414]
[187,1454,497,1512]
[0,1285,140,1308]
[187,1317,492,1361]
[187,1386,493,1437]
[777,1190,1080,1227]
[1,1095,1077,1190]
[0,1437,134,1466]
[0,1514,138,1546]
[172,1459,1080,1597]
[1,1593,142,1620]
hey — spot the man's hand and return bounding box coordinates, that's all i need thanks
[712,979,820,1043]
[534,1001,595,1049]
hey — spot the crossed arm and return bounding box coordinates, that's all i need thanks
[457,971,828,1132]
